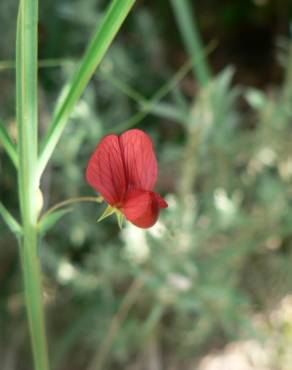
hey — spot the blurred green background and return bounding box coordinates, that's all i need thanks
[1,0,292,369]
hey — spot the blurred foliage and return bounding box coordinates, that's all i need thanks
[1,0,292,370]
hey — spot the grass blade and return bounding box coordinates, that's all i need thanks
[0,119,18,167]
[38,0,136,178]
[170,0,211,86]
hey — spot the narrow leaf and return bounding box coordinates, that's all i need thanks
[0,202,22,236]
[110,60,194,134]
[38,0,136,178]
[170,0,211,86]
[38,208,72,236]
[0,120,18,167]
[98,69,146,105]
[150,102,188,123]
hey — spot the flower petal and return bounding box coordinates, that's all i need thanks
[153,192,168,208]
[123,190,161,228]
[86,134,127,205]
[119,129,158,191]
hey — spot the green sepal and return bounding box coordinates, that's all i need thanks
[97,205,125,229]
[97,205,116,222]
[116,210,125,229]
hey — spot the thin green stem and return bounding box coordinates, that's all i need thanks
[99,69,147,104]
[109,41,216,134]
[170,0,211,86]
[0,58,73,71]
[0,119,18,167]
[109,59,193,134]
[87,278,144,370]
[38,0,136,179]
[41,196,103,219]
[0,201,22,235]
[16,0,50,369]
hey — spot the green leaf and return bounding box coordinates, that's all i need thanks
[38,0,136,178]
[97,205,116,222]
[38,208,72,236]
[0,202,22,236]
[0,119,18,167]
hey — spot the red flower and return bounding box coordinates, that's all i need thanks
[86,129,168,228]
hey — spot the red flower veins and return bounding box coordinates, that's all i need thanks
[86,129,168,228]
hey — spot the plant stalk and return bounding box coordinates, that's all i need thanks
[16,0,50,369]
[20,238,50,370]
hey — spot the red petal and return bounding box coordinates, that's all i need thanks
[119,129,158,191]
[123,190,162,228]
[153,192,168,208]
[86,134,127,205]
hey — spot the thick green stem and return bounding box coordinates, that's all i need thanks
[20,237,50,370]
[16,0,50,369]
